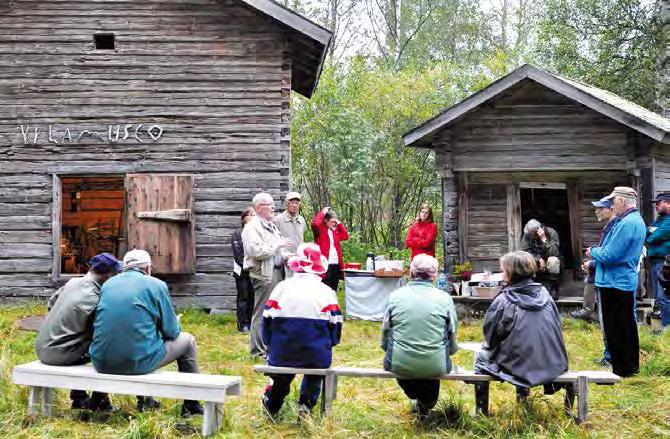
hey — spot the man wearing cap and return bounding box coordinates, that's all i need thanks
[273,191,305,278]
[646,192,670,328]
[260,243,342,419]
[90,249,203,416]
[586,186,646,377]
[35,253,121,410]
[571,197,616,322]
[242,192,293,357]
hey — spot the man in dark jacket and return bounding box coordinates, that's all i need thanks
[475,251,568,397]
[520,219,561,299]
[231,207,255,332]
[35,253,121,410]
[646,192,670,328]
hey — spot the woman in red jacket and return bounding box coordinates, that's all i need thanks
[312,207,349,291]
[405,204,438,260]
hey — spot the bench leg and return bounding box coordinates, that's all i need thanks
[474,382,489,416]
[576,375,588,424]
[42,388,53,416]
[563,382,576,417]
[321,372,336,415]
[28,386,42,416]
[202,401,222,437]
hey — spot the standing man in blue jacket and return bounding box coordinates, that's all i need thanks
[646,192,670,328]
[586,187,646,377]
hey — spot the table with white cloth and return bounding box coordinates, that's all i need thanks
[342,270,405,321]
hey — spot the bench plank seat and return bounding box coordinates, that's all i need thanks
[252,364,620,424]
[13,361,242,437]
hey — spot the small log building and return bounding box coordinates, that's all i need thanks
[404,64,670,285]
[0,0,331,308]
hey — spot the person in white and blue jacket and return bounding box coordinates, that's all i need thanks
[261,243,343,418]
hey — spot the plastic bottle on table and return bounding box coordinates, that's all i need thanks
[437,271,448,291]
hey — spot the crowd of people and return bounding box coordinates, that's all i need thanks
[32,185,665,422]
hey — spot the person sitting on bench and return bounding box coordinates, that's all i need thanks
[89,249,203,416]
[381,254,458,420]
[521,219,561,299]
[35,253,122,411]
[260,243,343,419]
[475,251,568,399]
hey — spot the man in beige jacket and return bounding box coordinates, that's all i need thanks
[273,191,306,278]
[242,192,292,356]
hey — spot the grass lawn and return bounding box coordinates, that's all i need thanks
[1,302,669,438]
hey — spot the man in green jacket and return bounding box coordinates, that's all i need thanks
[647,192,670,327]
[35,253,121,410]
[381,254,458,420]
[90,249,203,416]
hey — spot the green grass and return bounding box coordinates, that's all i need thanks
[1,302,669,438]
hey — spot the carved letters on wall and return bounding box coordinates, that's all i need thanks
[18,124,164,145]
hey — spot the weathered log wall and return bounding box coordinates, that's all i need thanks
[0,0,293,308]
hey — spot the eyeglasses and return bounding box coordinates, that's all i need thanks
[258,203,274,207]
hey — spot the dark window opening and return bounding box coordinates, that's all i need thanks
[94,33,115,50]
[61,176,126,274]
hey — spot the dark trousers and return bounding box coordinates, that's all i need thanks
[600,287,639,377]
[323,263,341,291]
[396,379,439,410]
[264,374,323,413]
[234,271,254,330]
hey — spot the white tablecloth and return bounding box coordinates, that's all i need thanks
[343,270,405,321]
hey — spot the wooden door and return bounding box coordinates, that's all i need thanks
[126,174,195,274]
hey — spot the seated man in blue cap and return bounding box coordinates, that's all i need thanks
[571,196,615,322]
[35,252,122,410]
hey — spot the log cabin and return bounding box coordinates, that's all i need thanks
[403,64,670,291]
[0,0,331,308]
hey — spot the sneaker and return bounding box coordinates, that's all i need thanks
[87,394,114,412]
[71,397,90,410]
[570,309,596,322]
[240,326,250,333]
[409,400,429,421]
[297,404,311,423]
[594,357,612,367]
[137,396,161,412]
[180,400,204,417]
[261,396,279,421]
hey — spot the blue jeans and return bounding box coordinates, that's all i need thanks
[650,260,670,326]
[264,374,323,413]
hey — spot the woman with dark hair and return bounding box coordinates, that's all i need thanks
[405,204,438,260]
[312,207,349,291]
[230,207,255,332]
[475,251,568,398]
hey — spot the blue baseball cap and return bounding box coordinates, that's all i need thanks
[591,197,612,209]
[88,252,122,274]
[652,192,670,203]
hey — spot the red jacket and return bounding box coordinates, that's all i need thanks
[312,211,349,271]
[405,221,437,259]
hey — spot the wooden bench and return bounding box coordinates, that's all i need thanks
[13,361,242,437]
[253,364,620,424]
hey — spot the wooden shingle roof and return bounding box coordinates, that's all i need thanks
[240,0,332,98]
[403,64,670,147]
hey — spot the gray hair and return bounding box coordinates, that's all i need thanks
[523,219,541,236]
[616,196,637,209]
[252,192,273,209]
[410,254,439,280]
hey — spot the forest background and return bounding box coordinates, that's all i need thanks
[284,0,664,265]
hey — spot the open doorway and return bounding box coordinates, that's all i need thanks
[520,185,574,271]
[60,176,126,274]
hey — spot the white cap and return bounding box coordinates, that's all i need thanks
[123,249,152,269]
[285,191,302,201]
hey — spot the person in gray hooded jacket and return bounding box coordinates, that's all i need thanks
[35,253,122,410]
[475,251,568,397]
